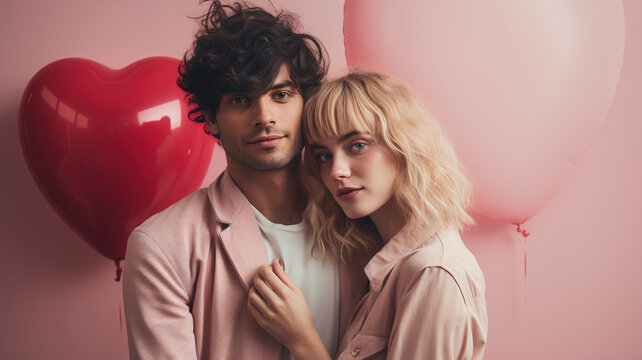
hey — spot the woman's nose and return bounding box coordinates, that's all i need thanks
[330,154,351,180]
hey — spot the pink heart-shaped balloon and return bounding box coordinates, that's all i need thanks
[19,57,214,260]
[344,0,624,223]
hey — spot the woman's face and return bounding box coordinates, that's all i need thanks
[309,131,398,219]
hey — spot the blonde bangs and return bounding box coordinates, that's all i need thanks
[303,78,382,146]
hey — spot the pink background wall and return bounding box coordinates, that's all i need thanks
[1,1,640,359]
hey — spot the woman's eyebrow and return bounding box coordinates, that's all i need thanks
[309,131,362,151]
[308,143,327,151]
[338,131,361,143]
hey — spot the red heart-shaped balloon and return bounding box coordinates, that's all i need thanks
[19,57,214,261]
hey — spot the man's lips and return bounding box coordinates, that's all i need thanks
[248,135,285,143]
[248,135,285,147]
[336,187,363,201]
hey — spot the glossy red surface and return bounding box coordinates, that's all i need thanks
[19,57,214,260]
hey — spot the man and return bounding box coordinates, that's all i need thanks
[122,2,367,359]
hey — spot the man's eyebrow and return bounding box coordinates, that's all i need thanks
[308,131,362,151]
[222,81,296,98]
[270,81,295,90]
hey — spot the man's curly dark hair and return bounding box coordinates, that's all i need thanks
[177,1,328,134]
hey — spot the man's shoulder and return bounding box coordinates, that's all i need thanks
[128,187,215,260]
[138,187,212,234]
[135,171,241,238]
[129,171,252,255]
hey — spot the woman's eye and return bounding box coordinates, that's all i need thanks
[350,142,366,152]
[317,153,332,162]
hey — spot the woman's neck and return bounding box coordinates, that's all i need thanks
[368,197,406,244]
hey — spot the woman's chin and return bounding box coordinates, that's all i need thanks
[341,207,370,220]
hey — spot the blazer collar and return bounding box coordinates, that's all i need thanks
[208,170,247,224]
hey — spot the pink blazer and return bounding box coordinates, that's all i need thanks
[123,171,368,360]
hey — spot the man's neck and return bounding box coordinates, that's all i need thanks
[227,156,307,225]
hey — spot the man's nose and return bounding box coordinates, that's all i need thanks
[253,96,276,127]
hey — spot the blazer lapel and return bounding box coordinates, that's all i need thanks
[209,171,268,292]
[218,204,268,292]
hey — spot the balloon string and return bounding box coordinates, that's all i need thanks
[114,259,123,282]
[120,302,126,358]
[515,222,530,305]
[116,282,126,359]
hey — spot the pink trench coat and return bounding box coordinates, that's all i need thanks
[123,171,369,360]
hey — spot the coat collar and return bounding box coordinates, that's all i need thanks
[208,170,248,224]
[364,223,441,292]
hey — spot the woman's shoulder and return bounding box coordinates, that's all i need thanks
[397,227,460,272]
[396,228,486,300]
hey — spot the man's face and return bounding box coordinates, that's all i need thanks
[209,64,304,172]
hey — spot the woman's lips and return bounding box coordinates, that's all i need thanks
[337,188,363,201]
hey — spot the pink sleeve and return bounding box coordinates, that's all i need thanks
[122,230,198,360]
[387,267,474,360]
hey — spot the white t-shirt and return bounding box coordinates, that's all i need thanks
[251,206,340,360]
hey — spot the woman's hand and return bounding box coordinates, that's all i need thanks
[247,260,330,360]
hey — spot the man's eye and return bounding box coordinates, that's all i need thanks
[231,96,248,104]
[274,91,291,100]
[317,153,332,162]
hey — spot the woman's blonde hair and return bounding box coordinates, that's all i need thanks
[302,72,473,261]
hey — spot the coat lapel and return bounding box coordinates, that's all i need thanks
[218,206,268,292]
[209,171,268,292]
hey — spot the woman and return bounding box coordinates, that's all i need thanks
[247,72,488,359]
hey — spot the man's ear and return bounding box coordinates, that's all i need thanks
[204,114,220,137]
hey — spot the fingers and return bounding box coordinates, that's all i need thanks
[252,272,281,307]
[256,264,289,297]
[271,260,296,289]
[248,296,270,331]
[247,300,263,324]
[247,286,272,322]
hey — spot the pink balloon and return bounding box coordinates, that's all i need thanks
[344,0,624,223]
